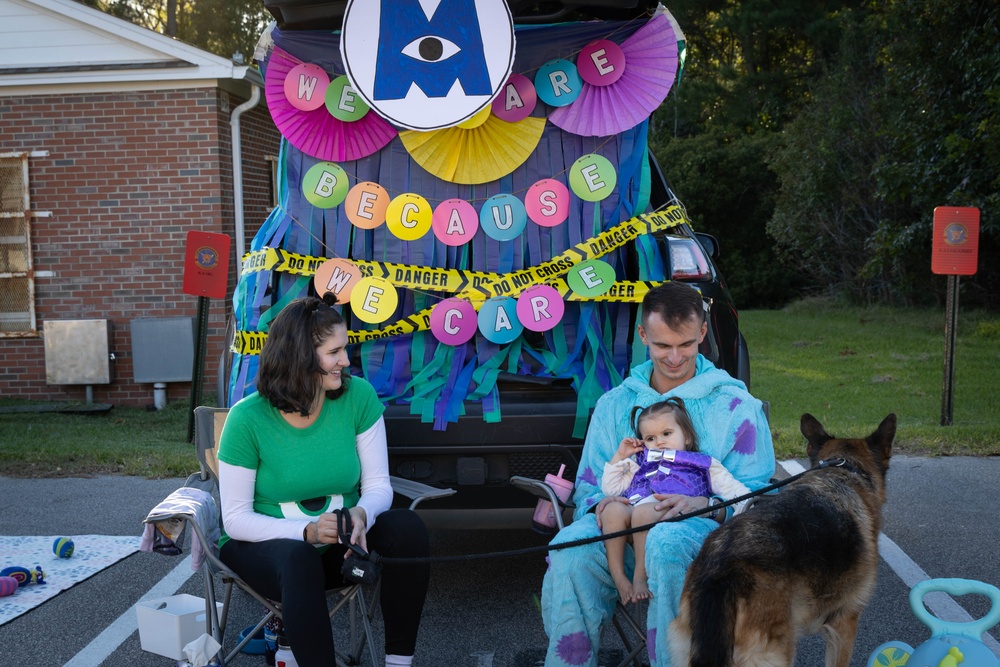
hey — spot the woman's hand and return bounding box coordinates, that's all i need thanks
[651,493,709,520]
[311,512,343,545]
[346,506,368,554]
[595,495,630,530]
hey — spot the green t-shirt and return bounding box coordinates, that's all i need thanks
[218,378,384,524]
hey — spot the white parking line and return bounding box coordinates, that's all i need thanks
[470,650,495,666]
[779,460,1000,657]
[64,555,195,667]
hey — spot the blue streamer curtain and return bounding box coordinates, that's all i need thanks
[230,19,669,435]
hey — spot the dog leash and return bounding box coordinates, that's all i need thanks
[366,458,848,566]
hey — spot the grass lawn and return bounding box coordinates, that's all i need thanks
[741,298,1000,459]
[2,300,998,477]
[0,399,198,478]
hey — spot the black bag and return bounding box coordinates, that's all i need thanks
[334,509,381,585]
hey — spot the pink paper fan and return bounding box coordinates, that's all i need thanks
[265,46,397,161]
[549,12,678,137]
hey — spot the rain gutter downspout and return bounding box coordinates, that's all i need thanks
[230,71,263,281]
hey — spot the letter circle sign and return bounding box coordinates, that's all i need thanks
[340,0,515,131]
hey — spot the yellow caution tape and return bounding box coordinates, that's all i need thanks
[233,206,687,352]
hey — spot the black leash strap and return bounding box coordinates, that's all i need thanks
[373,458,846,566]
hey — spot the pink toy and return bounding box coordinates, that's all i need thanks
[0,576,18,597]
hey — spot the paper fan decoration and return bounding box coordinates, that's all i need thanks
[549,10,678,137]
[265,46,397,162]
[398,114,546,185]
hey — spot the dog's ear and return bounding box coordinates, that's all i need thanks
[866,413,896,476]
[800,413,832,463]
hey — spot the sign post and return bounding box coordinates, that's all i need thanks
[931,207,979,426]
[183,231,231,441]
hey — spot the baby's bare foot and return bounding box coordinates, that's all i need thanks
[612,574,634,605]
[631,576,653,602]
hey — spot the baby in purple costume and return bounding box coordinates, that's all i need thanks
[621,448,713,506]
[600,398,750,604]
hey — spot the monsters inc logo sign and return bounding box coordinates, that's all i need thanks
[341,0,515,131]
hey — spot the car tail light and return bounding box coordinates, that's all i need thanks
[668,236,713,281]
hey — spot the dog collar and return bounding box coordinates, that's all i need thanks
[817,457,875,486]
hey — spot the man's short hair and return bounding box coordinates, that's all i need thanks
[641,281,706,329]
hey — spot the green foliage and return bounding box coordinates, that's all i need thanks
[975,320,1000,340]
[867,0,1000,308]
[181,0,272,63]
[743,300,1000,458]
[655,0,1000,309]
[651,128,801,308]
[769,0,1000,307]
[78,0,270,61]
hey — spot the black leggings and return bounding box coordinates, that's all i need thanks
[220,509,430,667]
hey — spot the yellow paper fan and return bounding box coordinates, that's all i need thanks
[399,115,546,185]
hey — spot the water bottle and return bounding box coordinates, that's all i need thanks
[274,634,298,667]
[264,615,282,666]
[532,464,574,532]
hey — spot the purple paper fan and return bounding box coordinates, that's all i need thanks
[265,46,397,161]
[550,12,678,137]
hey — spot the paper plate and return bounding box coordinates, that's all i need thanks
[398,114,546,185]
[265,46,397,162]
[549,11,678,137]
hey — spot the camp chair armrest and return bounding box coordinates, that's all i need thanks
[389,476,457,510]
[509,476,576,510]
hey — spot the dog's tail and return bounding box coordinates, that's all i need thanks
[687,571,740,667]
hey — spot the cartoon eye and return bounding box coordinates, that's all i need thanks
[401,35,461,63]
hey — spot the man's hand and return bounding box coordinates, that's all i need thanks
[595,495,630,530]
[651,493,709,520]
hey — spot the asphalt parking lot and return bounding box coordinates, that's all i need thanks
[1,455,998,666]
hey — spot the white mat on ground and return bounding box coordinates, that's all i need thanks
[0,535,139,626]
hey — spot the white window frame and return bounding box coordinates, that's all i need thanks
[1,151,49,337]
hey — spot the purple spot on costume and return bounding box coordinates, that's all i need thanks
[729,396,743,411]
[733,419,757,455]
[557,631,592,665]
[646,628,657,662]
[579,467,597,487]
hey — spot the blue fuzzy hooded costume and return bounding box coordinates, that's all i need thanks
[541,356,774,666]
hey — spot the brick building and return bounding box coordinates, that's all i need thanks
[0,0,280,407]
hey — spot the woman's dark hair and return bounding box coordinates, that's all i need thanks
[629,397,699,452]
[257,295,348,416]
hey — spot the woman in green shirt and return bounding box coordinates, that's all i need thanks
[218,297,429,667]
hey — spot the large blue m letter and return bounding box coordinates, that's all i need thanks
[374,0,492,100]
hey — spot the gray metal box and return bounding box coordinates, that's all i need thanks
[130,317,195,383]
[43,319,111,385]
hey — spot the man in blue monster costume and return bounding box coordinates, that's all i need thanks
[541,281,775,666]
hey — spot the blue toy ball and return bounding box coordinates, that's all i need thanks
[53,537,75,558]
[0,576,17,597]
[868,578,1000,667]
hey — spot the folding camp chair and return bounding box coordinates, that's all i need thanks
[510,475,649,667]
[144,406,456,667]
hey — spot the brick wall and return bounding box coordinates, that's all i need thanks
[0,86,279,406]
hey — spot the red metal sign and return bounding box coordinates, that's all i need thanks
[183,231,231,298]
[932,207,979,276]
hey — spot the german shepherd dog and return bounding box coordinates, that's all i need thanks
[669,413,897,667]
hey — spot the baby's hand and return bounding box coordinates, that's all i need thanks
[616,437,644,459]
